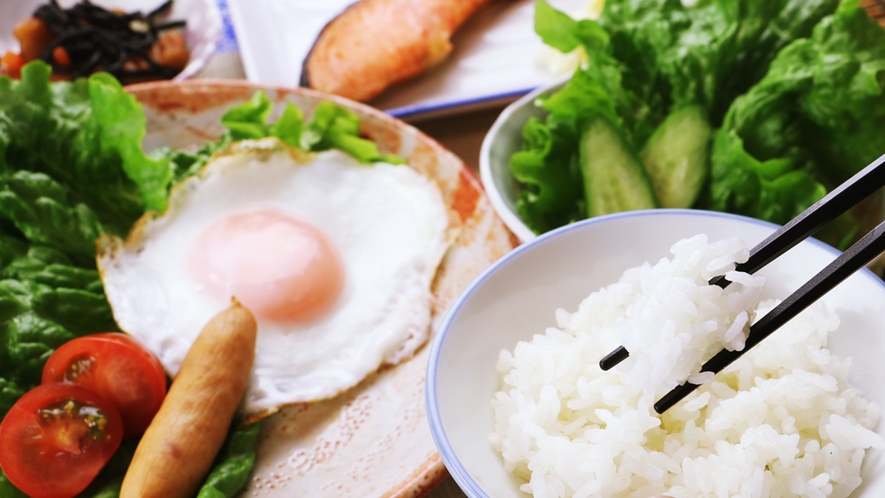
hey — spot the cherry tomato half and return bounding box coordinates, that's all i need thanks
[42,333,167,437]
[0,383,123,498]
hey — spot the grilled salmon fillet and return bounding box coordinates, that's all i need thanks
[302,0,494,102]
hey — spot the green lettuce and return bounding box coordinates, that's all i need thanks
[513,1,637,231]
[0,62,172,226]
[218,90,403,164]
[88,74,172,213]
[515,0,875,240]
[0,63,260,498]
[158,90,405,180]
[0,243,113,410]
[598,0,839,123]
[535,0,839,135]
[708,0,885,239]
[0,172,105,266]
[510,114,583,233]
[0,63,146,410]
[197,423,262,498]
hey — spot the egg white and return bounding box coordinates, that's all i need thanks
[98,139,451,418]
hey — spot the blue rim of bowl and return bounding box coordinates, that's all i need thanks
[425,208,885,498]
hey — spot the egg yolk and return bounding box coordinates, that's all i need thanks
[188,210,344,322]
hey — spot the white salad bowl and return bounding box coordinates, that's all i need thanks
[426,209,885,497]
[479,78,567,243]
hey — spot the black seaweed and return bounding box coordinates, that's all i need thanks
[32,0,186,81]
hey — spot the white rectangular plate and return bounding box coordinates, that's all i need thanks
[227,0,588,121]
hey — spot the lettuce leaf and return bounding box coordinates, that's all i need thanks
[0,64,260,498]
[88,74,172,213]
[708,0,885,237]
[0,244,112,396]
[598,0,839,123]
[196,423,262,498]
[157,134,234,185]
[0,65,124,407]
[510,115,583,233]
[517,1,642,232]
[516,0,868,237]
[0,62,172,229]
[0,172,105,266]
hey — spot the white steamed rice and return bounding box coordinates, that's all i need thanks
[491,235,885,498]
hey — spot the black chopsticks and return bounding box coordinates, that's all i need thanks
[598,152,885,414]
[656,219,885,413]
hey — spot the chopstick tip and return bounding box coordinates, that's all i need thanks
[600,346,629,371]
[655,382,701,414]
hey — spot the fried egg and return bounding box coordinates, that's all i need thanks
[97,138,451,418]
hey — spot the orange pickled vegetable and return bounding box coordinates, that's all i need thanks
[52,47,70,67]
[1,51,25,71]
[149,31,190,71]
[12,17,54,62]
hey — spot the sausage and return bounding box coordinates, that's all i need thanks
[120,302,258,498]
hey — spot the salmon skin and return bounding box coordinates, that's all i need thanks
[301,0,494,103]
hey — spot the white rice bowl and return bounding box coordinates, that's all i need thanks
[490,235,884,498]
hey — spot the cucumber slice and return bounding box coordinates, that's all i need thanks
[640,106,712,208]
[580,117,657,216]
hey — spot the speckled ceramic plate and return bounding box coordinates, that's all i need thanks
[125,80,517,498]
